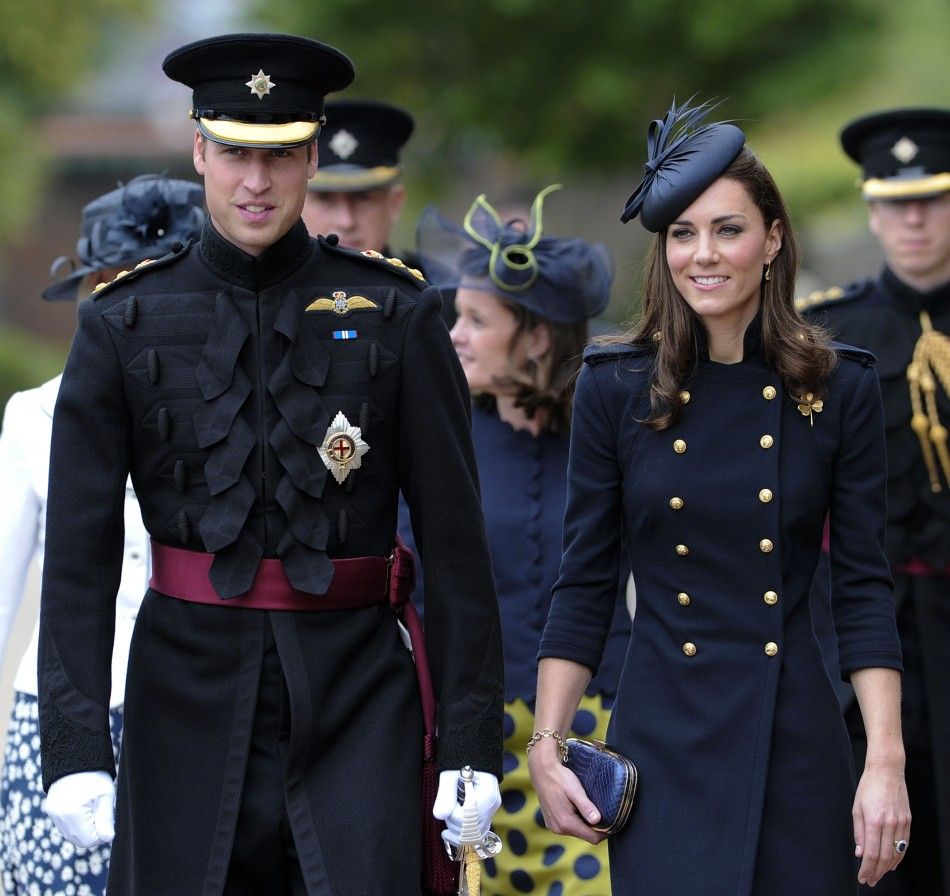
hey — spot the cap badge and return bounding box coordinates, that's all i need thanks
[318,411,369,484]
[891,136,919,165]
[329,129,359,159]
[306,290,379,314]
[246,69,276,100]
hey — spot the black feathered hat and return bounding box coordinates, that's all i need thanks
[621,98,745,232]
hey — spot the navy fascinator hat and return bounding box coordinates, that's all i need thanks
[416,184,612,325]
[621,98,746,232]
[44,174,205,300]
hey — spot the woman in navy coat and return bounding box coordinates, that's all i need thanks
[406,186,632,894]
[528,101,911,895]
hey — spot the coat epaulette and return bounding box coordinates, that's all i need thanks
[317,236,428,290]
[583,340,653,366]
[795,279,871,315]
[89,239,196,301]
[830,340,877,368]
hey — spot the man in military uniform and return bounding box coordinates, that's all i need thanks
[38,33,503,895]
[801,107,950,895]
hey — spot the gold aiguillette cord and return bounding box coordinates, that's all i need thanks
[907,310,950,493]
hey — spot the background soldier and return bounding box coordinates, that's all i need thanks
[38,33,503,895]
[802,107,950,896]
[301,98,414,254]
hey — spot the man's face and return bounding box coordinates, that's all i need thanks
[301,185,406,251]
[193,133,317,257]
[868,192,950,292]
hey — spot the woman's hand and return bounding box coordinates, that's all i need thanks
[852,758,910,887]
[527,738,606,846]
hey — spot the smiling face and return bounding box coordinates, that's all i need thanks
[450,287,550,397]
[665,177,783,333]
[868,192,950,292]
[193,132,317,256]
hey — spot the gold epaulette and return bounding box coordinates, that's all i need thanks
[360,249,426,282]
[92,258,156,292]
[794,285,846,314]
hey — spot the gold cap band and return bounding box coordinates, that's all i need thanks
[198,117,319,149]
[307,165,402,191]
[862,172,950,200]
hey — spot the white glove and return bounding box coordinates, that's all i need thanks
[44,770,115,848]
[433,769,501,847]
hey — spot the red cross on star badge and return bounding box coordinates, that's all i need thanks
[318,411,369,484]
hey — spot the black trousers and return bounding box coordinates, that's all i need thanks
[224,623,308,896]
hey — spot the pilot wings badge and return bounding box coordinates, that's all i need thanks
[318,411,369,485]
[306,290,379,315]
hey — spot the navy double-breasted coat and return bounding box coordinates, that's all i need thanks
[38,220,504,895]
[539,323,902,895]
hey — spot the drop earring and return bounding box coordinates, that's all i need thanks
[764,261,772,282]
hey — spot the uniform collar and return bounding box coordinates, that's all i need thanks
[882,265,950,315]
[694,311,766,365]
[199,218,313,290]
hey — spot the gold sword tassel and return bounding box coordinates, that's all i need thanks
[907,310,950,493]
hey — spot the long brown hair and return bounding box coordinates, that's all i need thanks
[475,299,588,434]
[607,147,837,430]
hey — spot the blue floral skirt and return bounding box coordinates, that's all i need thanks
[1,692,122,896]
[483,695,613,896]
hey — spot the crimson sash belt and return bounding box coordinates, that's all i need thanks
[150,540,392,610]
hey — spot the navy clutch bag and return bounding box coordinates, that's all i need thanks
[565,738,638,835]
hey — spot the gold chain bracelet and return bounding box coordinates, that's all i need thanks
[526,728,569,763]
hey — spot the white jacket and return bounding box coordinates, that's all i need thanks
[0,375,148,705]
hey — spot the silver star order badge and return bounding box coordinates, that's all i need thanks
[329,129,359,159]
[318,411,369,485]
[246,69,276,100]
[891,136,919,165]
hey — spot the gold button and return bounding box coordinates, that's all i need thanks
[759,488,773,503]
[759,539,773,553]
[676,544,690,556]
[680,390,691,404]
[762,386,777,400]
[673,439,687,454]
[765,642,779,657]
[760,434,774,449]
[678,592,691,606]
[683,642,697,657]
[670,497,684,510]
[764,590,778,605]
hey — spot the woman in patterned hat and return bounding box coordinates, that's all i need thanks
[403,184,631,896]
[0,174,204,896]
[529,100,910,895]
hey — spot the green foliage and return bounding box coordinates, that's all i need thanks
[0,326,67,412]
[259,0,884,180]
[0,0,149,239]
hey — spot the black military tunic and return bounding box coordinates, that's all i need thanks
[38,219,504,895]
[801,268,950,892]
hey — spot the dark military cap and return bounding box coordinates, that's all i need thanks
[163,33,355,149]
[308,100,415,192]
[621,98,745,232]
[840,107,950,200]
[43,174,205,301]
